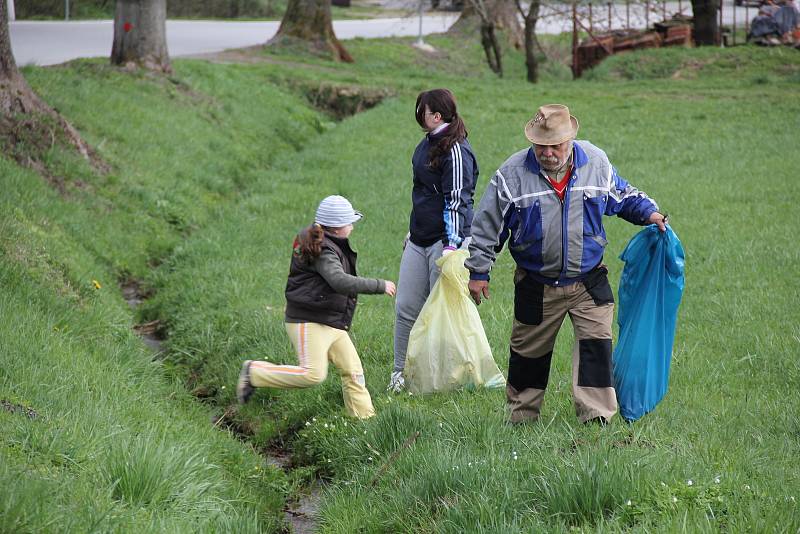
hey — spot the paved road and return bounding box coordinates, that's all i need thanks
[10,16,459,66]
[11,1,756,67]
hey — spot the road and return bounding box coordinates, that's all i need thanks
[10,16,459,67]
[11,1,757,67]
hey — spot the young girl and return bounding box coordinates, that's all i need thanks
[389,89,479,393]
[237,195,396,418]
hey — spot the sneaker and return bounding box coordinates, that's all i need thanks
[237,360,254,404]
[386,371,405,393]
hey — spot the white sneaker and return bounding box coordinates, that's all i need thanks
[387,371,405,393]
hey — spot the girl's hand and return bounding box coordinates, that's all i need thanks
[384,281,397,296]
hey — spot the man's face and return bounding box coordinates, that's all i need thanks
[533,140,572,172]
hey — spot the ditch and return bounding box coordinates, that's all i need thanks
[122,277,322,533]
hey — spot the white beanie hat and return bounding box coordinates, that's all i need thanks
[314,195,363,228]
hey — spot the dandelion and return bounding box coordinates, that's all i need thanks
[687,480,693,486]
[305,421,311,426]
[672,496,678,503]
[661,482,667,487]
[468,462,473,467]
[439,422,443,428]
[744,484,751,490]
[313,417,317,422]
[92,280,102,289]
[626,500,632,506]
[368,456,373,461]
[327,459,331,463]
[714,476,721,484]
[221,385,226,390]
[364,430,368,435]
[344,422,348,427]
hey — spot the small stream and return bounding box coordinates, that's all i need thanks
[122,278,321,533]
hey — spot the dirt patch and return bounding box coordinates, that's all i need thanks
[300,82,394,119]
[1,399,38,419]
[121,278,166,353]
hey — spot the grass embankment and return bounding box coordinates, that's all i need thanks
[1,62,325,531]
[2,34,799,532]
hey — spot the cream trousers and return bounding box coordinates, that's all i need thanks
[249,322,375,419]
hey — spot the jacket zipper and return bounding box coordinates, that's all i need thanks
[556,172,577,285]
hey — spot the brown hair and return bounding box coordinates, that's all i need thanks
[294,223,325,263]
[415,88,468,169]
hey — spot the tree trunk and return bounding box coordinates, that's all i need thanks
[522,0,541,83]
[480,23,503,76]
[111,0,172,72]
[452,0,523,49]
[690,0,720,45]
[269,0,353,62]
[0,0,99,186]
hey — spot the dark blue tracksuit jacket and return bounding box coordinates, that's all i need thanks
[408,129,478,248]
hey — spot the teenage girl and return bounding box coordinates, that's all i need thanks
[237,195,396,418]
[389,89,479,392]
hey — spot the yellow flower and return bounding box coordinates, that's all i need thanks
[92,280,102,289]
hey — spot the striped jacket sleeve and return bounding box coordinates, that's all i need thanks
[439,142,475,249]
[605,165,659,224]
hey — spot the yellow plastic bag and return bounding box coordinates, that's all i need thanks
[405,249,505,394]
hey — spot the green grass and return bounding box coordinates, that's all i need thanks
[3,34,800,532]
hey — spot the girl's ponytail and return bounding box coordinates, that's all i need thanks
[295,223,324,263]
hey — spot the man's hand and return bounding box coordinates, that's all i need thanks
[648,211,669,232]
[468,280,490,305]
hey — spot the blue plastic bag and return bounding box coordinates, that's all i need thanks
[613,225,685,422]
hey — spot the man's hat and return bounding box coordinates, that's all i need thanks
[315,195,363,228]
[524,104,579,145]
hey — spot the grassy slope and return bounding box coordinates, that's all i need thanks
[149,41,800,531]
[1,61,325,532]
[2,35,799,532]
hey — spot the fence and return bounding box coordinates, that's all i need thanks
[557,0,758,77]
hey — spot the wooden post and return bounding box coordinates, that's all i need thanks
[572,2,579,78]
[719,0,724,45]
[732,0,736,45]
[608,2,612,31]
[646,0,650,28]
[626,0,630,29]
[745,3,749,36]
[589,2,593,32]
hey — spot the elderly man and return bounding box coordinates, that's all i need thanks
[466,104,666,425]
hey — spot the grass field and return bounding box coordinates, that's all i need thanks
[2,32,799,532]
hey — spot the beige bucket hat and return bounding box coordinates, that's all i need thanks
[524,104,579,145]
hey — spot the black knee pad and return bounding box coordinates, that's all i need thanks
[577,338,613,387]
[508,348,552,391]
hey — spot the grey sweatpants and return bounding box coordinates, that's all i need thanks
[393,238,470,373]
[393,240,443,373]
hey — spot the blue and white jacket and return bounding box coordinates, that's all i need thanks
[466,141,658,285]
[408,129,478,249]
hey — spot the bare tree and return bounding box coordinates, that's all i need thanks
[0,0,95,179]
[268,0,353,62]
[111,0,172,72]
[690,0,720,45]
[515,0,542,83]
[451,0,523,49]
[467,0,504,76]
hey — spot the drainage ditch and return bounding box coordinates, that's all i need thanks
[122,278,320,533]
